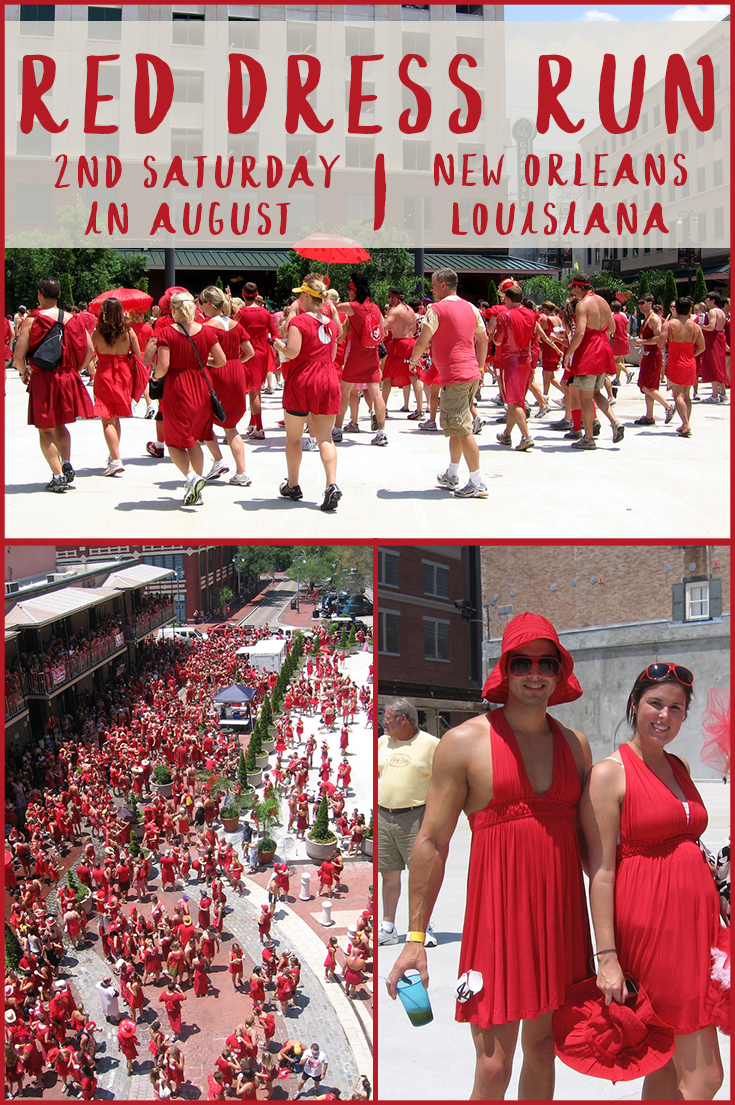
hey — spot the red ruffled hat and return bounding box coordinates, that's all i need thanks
[118,1019,137,1040]
[482,612,582,706]
[552,977,675,1082]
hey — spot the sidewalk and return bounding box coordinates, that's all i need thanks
[376,781,730,1101]
[5,372,730,538]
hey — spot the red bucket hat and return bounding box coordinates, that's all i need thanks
[552,977,675,1082]
[482,612,582,706]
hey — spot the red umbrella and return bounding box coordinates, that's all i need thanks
[292,233,371,271]
[89,288,154,316]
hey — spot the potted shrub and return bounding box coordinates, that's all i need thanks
[66,867,93,916]
[245,738,262,788]
[260,695,275,752]
[249,724,269,770]
[150,763,174,798]
[255,794,280,864]
[305,794,337,862]
[361,813,373,858]
[220,798,241,834]
[5,923,22,971]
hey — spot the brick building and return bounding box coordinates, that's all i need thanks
[480,544,730,778]
[377,544,483,733]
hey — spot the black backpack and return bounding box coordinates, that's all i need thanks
[32,309,65,371]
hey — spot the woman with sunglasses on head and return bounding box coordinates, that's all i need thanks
[580,664,723,1100]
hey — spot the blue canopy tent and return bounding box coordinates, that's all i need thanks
[213,685,257,727]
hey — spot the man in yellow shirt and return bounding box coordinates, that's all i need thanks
[377,698,440,946]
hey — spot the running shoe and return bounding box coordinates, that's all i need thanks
[419,420,437,431]
[571,437,597,450]
[320,484,343,512]
[228,473,252,486]
[454,480,488,498]
[612,422,625,444]
[279,480,303,501]
[516,436,535,451]
[564,429,583,440]
[592,419,601,437]
[302,437,319,451]
[407,410,423,420]
[496,432,512,446]
[490,395,505,406]
[61,460,75,484]
[103,459,124,477]
[437,470,460,490]
[205,459,229,480]
[262,386,273,395]
[634,417,656,426]
[626,370,635,384]
[664,407,676,424]
[248,429,265,440]
[370,411,378,431]
[371,431,389,447]
[343,422,361,432]
[46,474,67,493]
[472,416,483,435]
[377,925,399,946]
[424,922,438,948]
[701,395,721,404]
[145,404,156,419]
[331,428,343,443]
[536,406,551,417]
[549,419,573,431]
[146,442,165,458]
[190,478,206,505]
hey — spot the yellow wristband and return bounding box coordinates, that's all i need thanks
[406,931,426,943]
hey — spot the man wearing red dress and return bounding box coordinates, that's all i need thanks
[563,275,624,450]
[387,613,592,1100]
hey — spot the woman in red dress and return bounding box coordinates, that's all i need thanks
[581,663,724,1099]
[273,274,342,511]
[81,297,146,476]
[229,941,244,989]
[192,954,209,997]
[333,274,387,444]
[150,291,226,506]
[660,297,705,438]
[199,285,254,487]
[234,282,278,439]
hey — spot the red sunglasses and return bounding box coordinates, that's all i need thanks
[639,663,693,686]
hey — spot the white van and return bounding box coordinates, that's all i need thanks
[154,626,209,643]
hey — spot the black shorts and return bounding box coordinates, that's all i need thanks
[285,409,309,418]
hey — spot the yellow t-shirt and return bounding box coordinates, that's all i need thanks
[377,730,441,810]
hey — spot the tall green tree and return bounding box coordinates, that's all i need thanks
[693,266,709,304]
[663,270,678,312]
[59,273,74,308]
[486,279,498,307]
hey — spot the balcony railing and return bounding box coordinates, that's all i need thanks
[124,602,175,640]
[23,630,126,697]
[5,688,26,721]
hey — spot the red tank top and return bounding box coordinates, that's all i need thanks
[429,297,482,384]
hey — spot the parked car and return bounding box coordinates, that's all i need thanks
[155,626,209,643]
[337,594,373,617]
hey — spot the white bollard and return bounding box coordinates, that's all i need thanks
[347,924,357,946]
[318,899,334,927]
[299,872,312,901]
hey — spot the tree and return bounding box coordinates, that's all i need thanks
[238,749,248,790]
[245,737,258,774]
[129,832,140,858]
[663,270,678,313]
[347,625,357,650]
[59,273,74,308]
[309,794,336,843]
[693,266,709,304]
[218,586,233,609]
[5,245,148,315]
[215,274,224,290]
[486,279,498,307]
[260,693,273,732]
[521,275,570,309]
[5,923,22,970]
[339,626,348,649]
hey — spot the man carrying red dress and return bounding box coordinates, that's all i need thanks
[387,612,592,1100]
[563,275,625,450]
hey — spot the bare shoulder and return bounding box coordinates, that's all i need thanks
[588,754,626,794]
[435,713,489,765]
[554,720,592,773]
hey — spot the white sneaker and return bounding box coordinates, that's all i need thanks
[103,459,124,477]
[145,404,156,419]
[248,428,266,440]
[228,472,252,486]
[419,420,437,431]
[377,925,399,946]
[437,470,459,490]
[454,480,489,498]
[302,436,319,452]
[424,922,438,948]
[205,459,230,480]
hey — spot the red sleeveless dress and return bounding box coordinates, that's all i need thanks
[202,318,249,428]
[456,709,591,1028]
[614,743,721,1034]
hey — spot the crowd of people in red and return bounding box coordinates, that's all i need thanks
[5,620,373,1100]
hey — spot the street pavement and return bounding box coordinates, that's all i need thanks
[5,369,730,539]
[376,780,730,1101]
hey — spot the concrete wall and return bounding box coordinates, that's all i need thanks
[5,545,56,583]
[483,615,730,779]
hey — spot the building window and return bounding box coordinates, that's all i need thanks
[712,112,722,141]
[345,137,374,168]
[19,5,55,33]
[228,17,259,50]
[345,193,374,223]
[173,71,204,104]
[378,611,400,655]
[87,7,122,40]
[227,133,258,161]
[85,131,120,158]
[16,182,50,223]
[16,121,52,157]
[403,139,431,171]
[686,582,710,620]
[456,35,483,65]
[346,26,375,55]
[714,207,724,239]
[171,129,203,160]
[696,166,706,193]
[653,104,661,128]
[378,549,399,587]
[208,548,214,573]
[286,135,316,165]
[404,194,433,231]
[424,618,450,661]
[455,4,483,14]
[288,193,318,231]
[286,22,317,53]
[680,130,689,155]
[713,159,723,187]
[423,562,449,598]
[172,11,205,47]
[402,30,430,60]
[640,112,648,135]
[346,79,375,115]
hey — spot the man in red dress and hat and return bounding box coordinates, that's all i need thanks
[387,612,592,1100]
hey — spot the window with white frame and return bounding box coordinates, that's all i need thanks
[286,22,317,53]
[424,618,449,661]
[173,71,204,104]
[378,611,400,655]
[19,5,55,34]
[87,7,122,40]
[171,129,203,160]
[685,582,710,621]
[228,17,259,50]
[345,137,374,168]
[378,549,399,587]
[422,562,449,598]
[346,26,375,55]
[172,11,205,47]
[403,140,431,172]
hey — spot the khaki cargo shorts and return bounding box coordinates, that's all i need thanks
[377,805,426,872]
[439,378,479,436]
[570,373,606,392]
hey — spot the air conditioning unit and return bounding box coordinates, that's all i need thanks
[5,581,19,594]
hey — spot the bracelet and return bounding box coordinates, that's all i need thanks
[406,931,426,944]
[591,948,617,960]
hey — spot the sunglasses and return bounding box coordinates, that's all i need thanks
[507,655,560,677]
[640,663,693,686]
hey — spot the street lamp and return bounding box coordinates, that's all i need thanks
[294,556,307,613]
[677,210,700,296]
[232,557,241,599]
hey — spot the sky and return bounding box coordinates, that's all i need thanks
[504,4,730,21]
